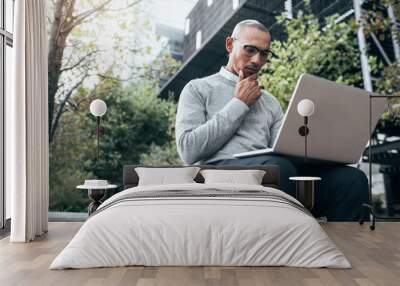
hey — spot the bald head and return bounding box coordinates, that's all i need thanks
[231,19,270,39]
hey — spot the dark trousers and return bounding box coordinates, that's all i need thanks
[209,154,369,222]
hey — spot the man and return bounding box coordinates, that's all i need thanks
[175,19,368,221]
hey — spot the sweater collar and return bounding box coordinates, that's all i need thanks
[219,66,239,83]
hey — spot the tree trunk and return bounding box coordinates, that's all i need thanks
[48,0,76,142]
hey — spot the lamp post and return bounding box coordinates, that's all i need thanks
[297,99,315,162]
[289,99,320,211]
[77,99,112,215]
[90,99,107,163]
[359,95,400,230]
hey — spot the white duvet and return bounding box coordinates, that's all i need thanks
[50,183,351,269]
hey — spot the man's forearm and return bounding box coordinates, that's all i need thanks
[176,97,249,164]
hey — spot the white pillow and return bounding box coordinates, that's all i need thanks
[200,169,266,185]
[135,167,201,186]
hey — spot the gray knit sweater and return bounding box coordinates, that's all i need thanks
[175,67,284,165]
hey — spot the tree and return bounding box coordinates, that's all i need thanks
[139,142,182,166]
[48,0,141,142]
[362,0,400,128]
[50,75,178,211]
[87,78,177,183]
[259,7,378,109]
[139,98,182,166]
[47,0,183,211]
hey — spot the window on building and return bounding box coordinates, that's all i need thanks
[196,30,202,50]
[284,0,293,19]
[233,0,239,10]
[184,18,190,36]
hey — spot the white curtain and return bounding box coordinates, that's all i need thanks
[8,0,49,242]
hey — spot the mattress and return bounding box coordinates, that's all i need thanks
[50,183,351,269]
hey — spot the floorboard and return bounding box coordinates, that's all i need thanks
[0,222,399,286]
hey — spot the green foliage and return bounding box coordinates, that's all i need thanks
[89,78,177,183]
[49,165,91,212]
[49,111,93,211]
[365,0,400,127]
[142,52,182,86]
[140,142,182,166]
[138,90,182,166]
[259,8,378,110]
[50,76,178,211]
[362,0,399,42]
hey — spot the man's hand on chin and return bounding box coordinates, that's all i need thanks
[234,69,262,107]
[242,68,258,79]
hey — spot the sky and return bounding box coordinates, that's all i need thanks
[145,0,198,30]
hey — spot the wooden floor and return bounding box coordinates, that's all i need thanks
[0,222,399,286]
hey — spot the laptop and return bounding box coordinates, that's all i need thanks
[233,73,387,164]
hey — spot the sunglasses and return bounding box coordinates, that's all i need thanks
[232,38,278,60]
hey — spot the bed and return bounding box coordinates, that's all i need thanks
[50,165,350,269]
